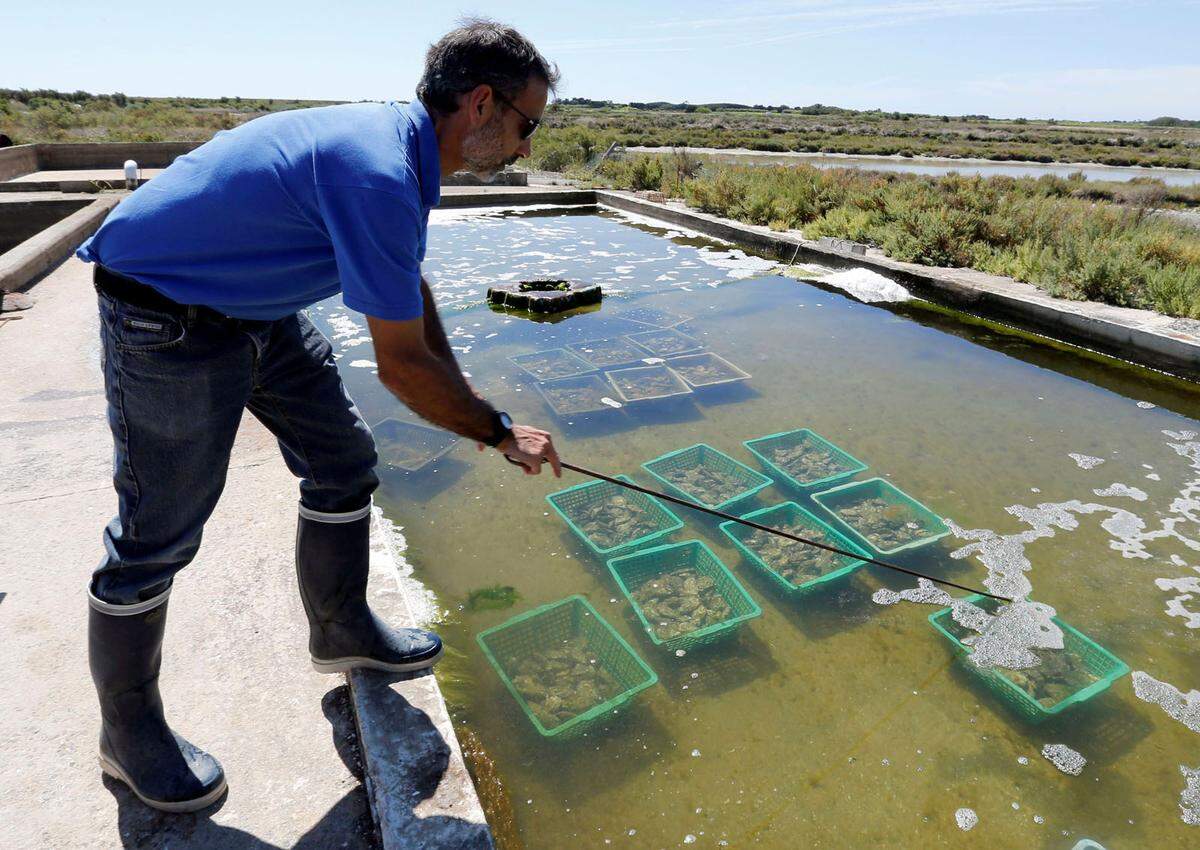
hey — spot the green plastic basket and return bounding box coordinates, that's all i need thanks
[719,501,871,596]
[812,477,950,555]
[509,348,595,381]
[546,475,684,556]
[666,352,751,388]
[535,374,621,417]
[928,594,1130,723]
[605,364,694,403]
[744,429,867,490]
[566,337,651,369]
[372,418,459,472]
[626,328,704,358]
[643,443,773,511]
[476,596,659,739]
[607,540,761,652]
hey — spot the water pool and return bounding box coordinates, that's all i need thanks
[310,206,1200,849]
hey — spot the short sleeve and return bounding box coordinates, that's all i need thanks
[316,183,425,321]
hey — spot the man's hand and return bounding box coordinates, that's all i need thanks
[481,424,561,476]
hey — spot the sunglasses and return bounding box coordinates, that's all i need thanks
[494,91,541,140]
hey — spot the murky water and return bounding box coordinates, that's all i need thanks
[310,207,1200,849]
[626,146,1200,187]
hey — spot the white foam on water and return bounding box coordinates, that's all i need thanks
[965,601,1062,670]
[1131,671,1200,733]
[1093,483,1149,501]
[348,359,376,368]
[1137,401,1157,409]
[1180,765,1200,826]
[369,507,439,628]
[819,268,911,304]
[326,312,365,340]
[872,578,951,607]
[955,808,979,831]
[1042,743,1087,775]
[693,246,778,280]
[337,335,372,349]
[1069,453,1106,470]
[600,397,623,409]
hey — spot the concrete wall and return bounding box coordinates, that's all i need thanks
[0,145,40,182]
[36,142,203,170]
[443,171,528,187]
[0,195,118,292]
[0,198,93,255]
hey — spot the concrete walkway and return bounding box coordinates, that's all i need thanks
[0,257,377,848]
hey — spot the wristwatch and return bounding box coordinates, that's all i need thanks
[485,410,514,448]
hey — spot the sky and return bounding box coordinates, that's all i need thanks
[6,0,1199,121]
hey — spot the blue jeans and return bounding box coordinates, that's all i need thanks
[93,288,379,606]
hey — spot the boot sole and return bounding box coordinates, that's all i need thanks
[311,644,444,674]
[99,754,227,813]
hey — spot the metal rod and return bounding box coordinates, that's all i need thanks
[559,459,1010,603]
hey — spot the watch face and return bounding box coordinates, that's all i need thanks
[499,411,513,429]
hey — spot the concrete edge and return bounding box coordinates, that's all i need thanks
[348,508,493,850]
[0,194,121,292]
[437,188,595,208]
[594,189,1200,382]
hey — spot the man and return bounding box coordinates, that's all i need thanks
[75,20,560,812]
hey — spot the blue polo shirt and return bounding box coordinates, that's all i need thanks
[77,100,441,321]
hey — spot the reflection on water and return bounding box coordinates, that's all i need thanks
[308,209,1200,848]
[627,147,1200,187]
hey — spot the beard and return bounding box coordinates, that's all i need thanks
[461,113,517,181]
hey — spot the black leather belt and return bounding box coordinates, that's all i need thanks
[94,265,231,323]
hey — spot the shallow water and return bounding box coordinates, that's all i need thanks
[626,146,1200,187]
[310,208,1200,848]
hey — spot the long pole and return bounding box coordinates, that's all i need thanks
[558,459,1009,603]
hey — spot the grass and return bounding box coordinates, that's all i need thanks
[590,156,1200,319]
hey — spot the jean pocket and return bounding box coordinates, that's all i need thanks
[113,304,187,352]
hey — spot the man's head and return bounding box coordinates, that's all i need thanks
[417,19,558,181]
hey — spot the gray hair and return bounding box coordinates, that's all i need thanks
[417,18,559,116]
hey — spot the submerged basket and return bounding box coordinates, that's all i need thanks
[744,429,867,490]
[372,418,459,472]
[546,475,683,556]
[719,501,870,596]
[619,306,692,329]
[605,364,693,403]
[509,348,595,381]
[626,328,704,358]
[535,374,621,417]
[607,540,761,652]
[566,337,651,370]
[476,595,658,739]
[643,443,772,511]
[812,477,949,555]
[928,594,1130,723]
[666,352,751,389]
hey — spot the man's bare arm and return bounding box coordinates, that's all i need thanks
[419,277,457,364]
[367,314,561,476]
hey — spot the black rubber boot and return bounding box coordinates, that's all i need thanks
[88,589,227,813]
[296,503,443,674]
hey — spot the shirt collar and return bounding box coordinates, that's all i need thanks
[400,99,441,210]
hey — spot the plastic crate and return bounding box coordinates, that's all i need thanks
[719,501,870,596]
[605,364,694,403]
[928,594,1130,723]
[643,443,773,511]
[607,540,761,652]
[626,328,705,358]
[744,429,867,490]
[372,418,459,472]
[535,374,622,417]
[620,306,692,329]
[566,337,652,370]
[666,352,751,388]
[509,348,595,381]
[476,596,658,739]
[546,475,684,556]
[812,477,949,555]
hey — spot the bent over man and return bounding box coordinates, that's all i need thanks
[75,20,559,812]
